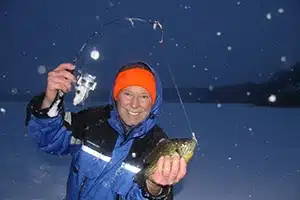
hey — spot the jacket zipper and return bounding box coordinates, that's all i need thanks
[78,176,87,200]
[119,123,144,146]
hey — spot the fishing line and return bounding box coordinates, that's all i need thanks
[166,63,195,138]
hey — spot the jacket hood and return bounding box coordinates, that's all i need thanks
[107,61,163,137]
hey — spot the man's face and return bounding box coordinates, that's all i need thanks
[116,86,153,126]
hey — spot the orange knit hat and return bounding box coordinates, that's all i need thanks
[113,67,156,105]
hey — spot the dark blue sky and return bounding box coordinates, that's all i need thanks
[0,0,300,199]
[1,0,300,94]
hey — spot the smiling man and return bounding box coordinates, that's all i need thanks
[25,61,188,200]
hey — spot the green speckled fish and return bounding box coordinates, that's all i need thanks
[134,132,198,184]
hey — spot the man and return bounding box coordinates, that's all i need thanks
[25,61,187,199]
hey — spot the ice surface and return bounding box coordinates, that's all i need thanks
[0,102,299,200]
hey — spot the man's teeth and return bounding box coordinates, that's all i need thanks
[128,111,139,116]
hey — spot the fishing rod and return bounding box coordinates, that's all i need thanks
[56,17,164,106]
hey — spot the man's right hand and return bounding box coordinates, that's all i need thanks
[41,63,77,109]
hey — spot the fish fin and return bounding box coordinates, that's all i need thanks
[175,149,181,156]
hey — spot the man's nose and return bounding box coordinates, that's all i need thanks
[130,96,139,108]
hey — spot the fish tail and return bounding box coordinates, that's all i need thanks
[192,132,198,143]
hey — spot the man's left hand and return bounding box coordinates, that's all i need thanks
[149,152,187,186]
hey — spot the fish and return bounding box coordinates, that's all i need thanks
[133,132,198,185]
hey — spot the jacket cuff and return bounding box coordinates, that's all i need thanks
[26,92,64,120]
[141,180,172,200]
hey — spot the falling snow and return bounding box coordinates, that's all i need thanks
[278,8,284,14]
[0,108,6,114]
[264,156,269,160]
[180,5,191,9]
[37,65,47,75]
[90,49,100,60]
[11,88,18,95]
[281,56,286,62]
[1,1,300,200]
[268,94,276,103]
[264,140,269,144]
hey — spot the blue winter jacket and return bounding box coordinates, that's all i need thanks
[25,63,172,200]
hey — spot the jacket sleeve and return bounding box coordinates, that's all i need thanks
[126,183,173,200]
[25,92,87,156]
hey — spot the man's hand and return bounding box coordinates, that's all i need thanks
[41,63,76,109]
[146,153,187,195]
